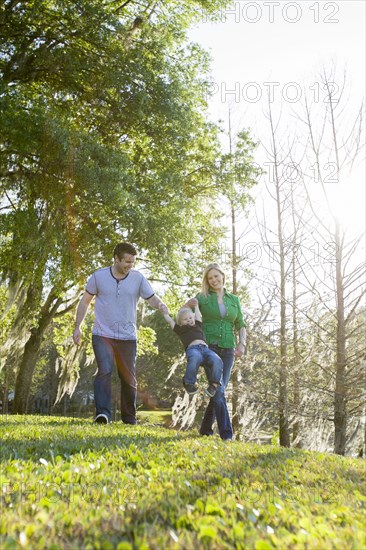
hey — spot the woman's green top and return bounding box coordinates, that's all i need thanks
[196,289,246,349]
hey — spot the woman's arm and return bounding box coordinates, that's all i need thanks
[194,303,202,322]
[235,326,247,357]
[184,297,198,309]
[238,326,247,345]
[234,296,247,357]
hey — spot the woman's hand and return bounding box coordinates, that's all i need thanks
[185,298,198,308]
[234,342,245,357]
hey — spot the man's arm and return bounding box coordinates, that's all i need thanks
[73,292,94,345]
[146,294,166,310]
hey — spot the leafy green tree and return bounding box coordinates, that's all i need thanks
[1,0,229,411]
[215,122,262,434]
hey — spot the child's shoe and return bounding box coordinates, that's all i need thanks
[205,384,218,398]
[183,382,199,395]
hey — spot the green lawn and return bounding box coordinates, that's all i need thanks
[1,416,365,549]
[136,409,172,426]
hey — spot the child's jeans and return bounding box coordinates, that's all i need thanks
[184,344,223,386]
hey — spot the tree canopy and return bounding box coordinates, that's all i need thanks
[0,0,232,409]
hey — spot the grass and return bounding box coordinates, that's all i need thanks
[136,409,172,426]
[1,415,365,549]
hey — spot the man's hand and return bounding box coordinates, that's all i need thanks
[73,327,82,346]
[73,293,93,345]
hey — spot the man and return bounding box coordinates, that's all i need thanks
[73,243,165,424]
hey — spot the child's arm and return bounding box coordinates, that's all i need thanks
[159,304,175,329]
[194,303,202,323]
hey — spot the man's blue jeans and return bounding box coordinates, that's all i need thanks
[200,345,235,440]
[184,344,223,386]
[92,335,137,424]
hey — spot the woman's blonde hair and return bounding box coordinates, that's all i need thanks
[201,263,226,296]
[176,307,193,326]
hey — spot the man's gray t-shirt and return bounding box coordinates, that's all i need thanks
[86,267,154,340]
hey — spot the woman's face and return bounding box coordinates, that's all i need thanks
[207,268,224,291]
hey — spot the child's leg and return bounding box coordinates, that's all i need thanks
[202,348,223,385]
[184,346,204,385]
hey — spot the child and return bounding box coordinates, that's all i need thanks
[159,302,223,397]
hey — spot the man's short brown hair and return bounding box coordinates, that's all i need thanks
[113,243,137,260]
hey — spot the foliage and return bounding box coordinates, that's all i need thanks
[236,301,366,455]
[136,326,158,357]
[0,0,227,286]
[1,416,365,549]
[219,129,262,206]
[136,310,186,402]
[1,0,232,409]
[0,287,16,348]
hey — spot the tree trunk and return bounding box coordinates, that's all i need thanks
[13,290,63,413]
[291,200,301,447]
[333,223,347,454]
[13,327,43,413]
[230,201,241,434]
[279,302,290,447]
[1,364,9,414]
[270,108,290,448]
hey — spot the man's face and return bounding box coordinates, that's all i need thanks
[114,253,136,275]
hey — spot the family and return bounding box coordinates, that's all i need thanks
[73,242,247,441]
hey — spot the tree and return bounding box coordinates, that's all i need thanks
[1,0,230,411]
[246,66,365,455]
[216,111,261,434]
[261,98,292,447]
[297,67,365,454]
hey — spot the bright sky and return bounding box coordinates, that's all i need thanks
[189,0,365,118]
[189,0,366,239]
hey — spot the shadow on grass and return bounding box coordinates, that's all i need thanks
[0,415,199,462]
[226,446,366,488]
[1,416,364,488]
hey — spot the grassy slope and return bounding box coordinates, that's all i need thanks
[1,416,365,550]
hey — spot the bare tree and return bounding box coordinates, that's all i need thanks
[297,67,365,455]
[261,98,292,447]
[218,108,262,435]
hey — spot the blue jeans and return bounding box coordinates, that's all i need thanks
[200,345,235,440]
[184,344,223,386]
[92,335,137,424]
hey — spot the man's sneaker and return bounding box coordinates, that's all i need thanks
[183,383,199,395]
[94,414,109,424]
[205,384,218,398]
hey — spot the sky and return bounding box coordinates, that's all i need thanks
[188,0,366,245]
[189,0,365,122]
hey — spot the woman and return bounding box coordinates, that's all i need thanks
[187,263,247,440]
